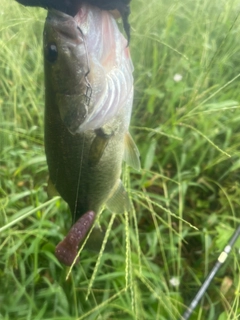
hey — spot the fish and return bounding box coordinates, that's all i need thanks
[15,0,132,42]
[43,6,140,265]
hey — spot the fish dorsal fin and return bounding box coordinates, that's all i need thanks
[88,128,112,167]
[106,180,131,214]
[123,132,141,171]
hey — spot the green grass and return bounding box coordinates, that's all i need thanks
[1,0,240,319]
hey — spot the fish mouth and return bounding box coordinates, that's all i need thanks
[56,93,88,134]
[46,9,84,45]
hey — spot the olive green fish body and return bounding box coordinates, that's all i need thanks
[44,7,139,224]
[45,79,128,221]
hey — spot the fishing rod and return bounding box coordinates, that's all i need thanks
[180,223,240,320]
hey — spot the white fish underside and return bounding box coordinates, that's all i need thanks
[74,5,134,132]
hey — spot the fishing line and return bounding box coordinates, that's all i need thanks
[72,27,92,223]
[180,224,240,320]
[73,132,86,223]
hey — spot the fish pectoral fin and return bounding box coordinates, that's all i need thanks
[106,180,131,214]
[123,132,141,171]
[47,178,59,198]
[56,93,87,134]
[88,127,113,167]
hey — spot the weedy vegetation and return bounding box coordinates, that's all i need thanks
[1,0,240,319]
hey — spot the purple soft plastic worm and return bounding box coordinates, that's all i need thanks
[55,211,95,266]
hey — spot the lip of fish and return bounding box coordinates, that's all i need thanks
[46,10,82,44]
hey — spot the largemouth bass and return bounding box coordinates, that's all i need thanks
[44,5,139,265]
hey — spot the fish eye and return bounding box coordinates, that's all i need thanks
[46,43,58,63]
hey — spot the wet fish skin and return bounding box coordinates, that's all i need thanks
[73,5,134,132]
[44,10,90,133]
[44,8,139,227]
[44,7,134,134]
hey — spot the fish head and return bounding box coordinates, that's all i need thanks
[43,9,91,134]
